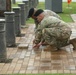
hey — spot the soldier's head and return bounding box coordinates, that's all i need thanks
[27,8,37,19]
[34,9,44,23]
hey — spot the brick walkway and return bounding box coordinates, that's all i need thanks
[0,15,76,74]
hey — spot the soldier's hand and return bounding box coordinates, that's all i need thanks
[33,39,39,44]
[33,42,42,48]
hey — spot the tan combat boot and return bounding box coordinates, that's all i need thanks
[44,45,58,52]
[70,38,76,50]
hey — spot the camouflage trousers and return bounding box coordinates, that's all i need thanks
[42,28,72,48]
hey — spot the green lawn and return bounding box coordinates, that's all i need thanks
[12,2,76,23]
[37,2,76,14]
[11,2,76,75]
[59,2,76,22]
[27,2,76,23]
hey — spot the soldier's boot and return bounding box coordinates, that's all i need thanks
[50,45,59,51]
[44,45,59,51]
[70,38,76,50]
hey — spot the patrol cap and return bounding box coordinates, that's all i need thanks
[27,8,34,18]
[34,9,44,17]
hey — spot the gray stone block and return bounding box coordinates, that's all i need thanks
[45,0,62,13]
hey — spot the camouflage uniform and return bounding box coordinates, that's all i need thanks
[34,16,72,48]
[44,10,61,19]
[35,10,61,29]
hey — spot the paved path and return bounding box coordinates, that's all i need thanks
[71,14,76,22]
[0,15,76,74]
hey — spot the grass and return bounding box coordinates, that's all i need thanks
[59,2,76,22]
[12,2,76,23]
[37,2,76,22]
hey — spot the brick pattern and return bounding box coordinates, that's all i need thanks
[0,16,76,74]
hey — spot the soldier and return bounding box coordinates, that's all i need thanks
[33,9,76,51]
[27,8,61,29]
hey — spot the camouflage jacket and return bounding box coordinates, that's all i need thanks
[35,16,71,44]
[34,9,61,29]
[44,10,61,19]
